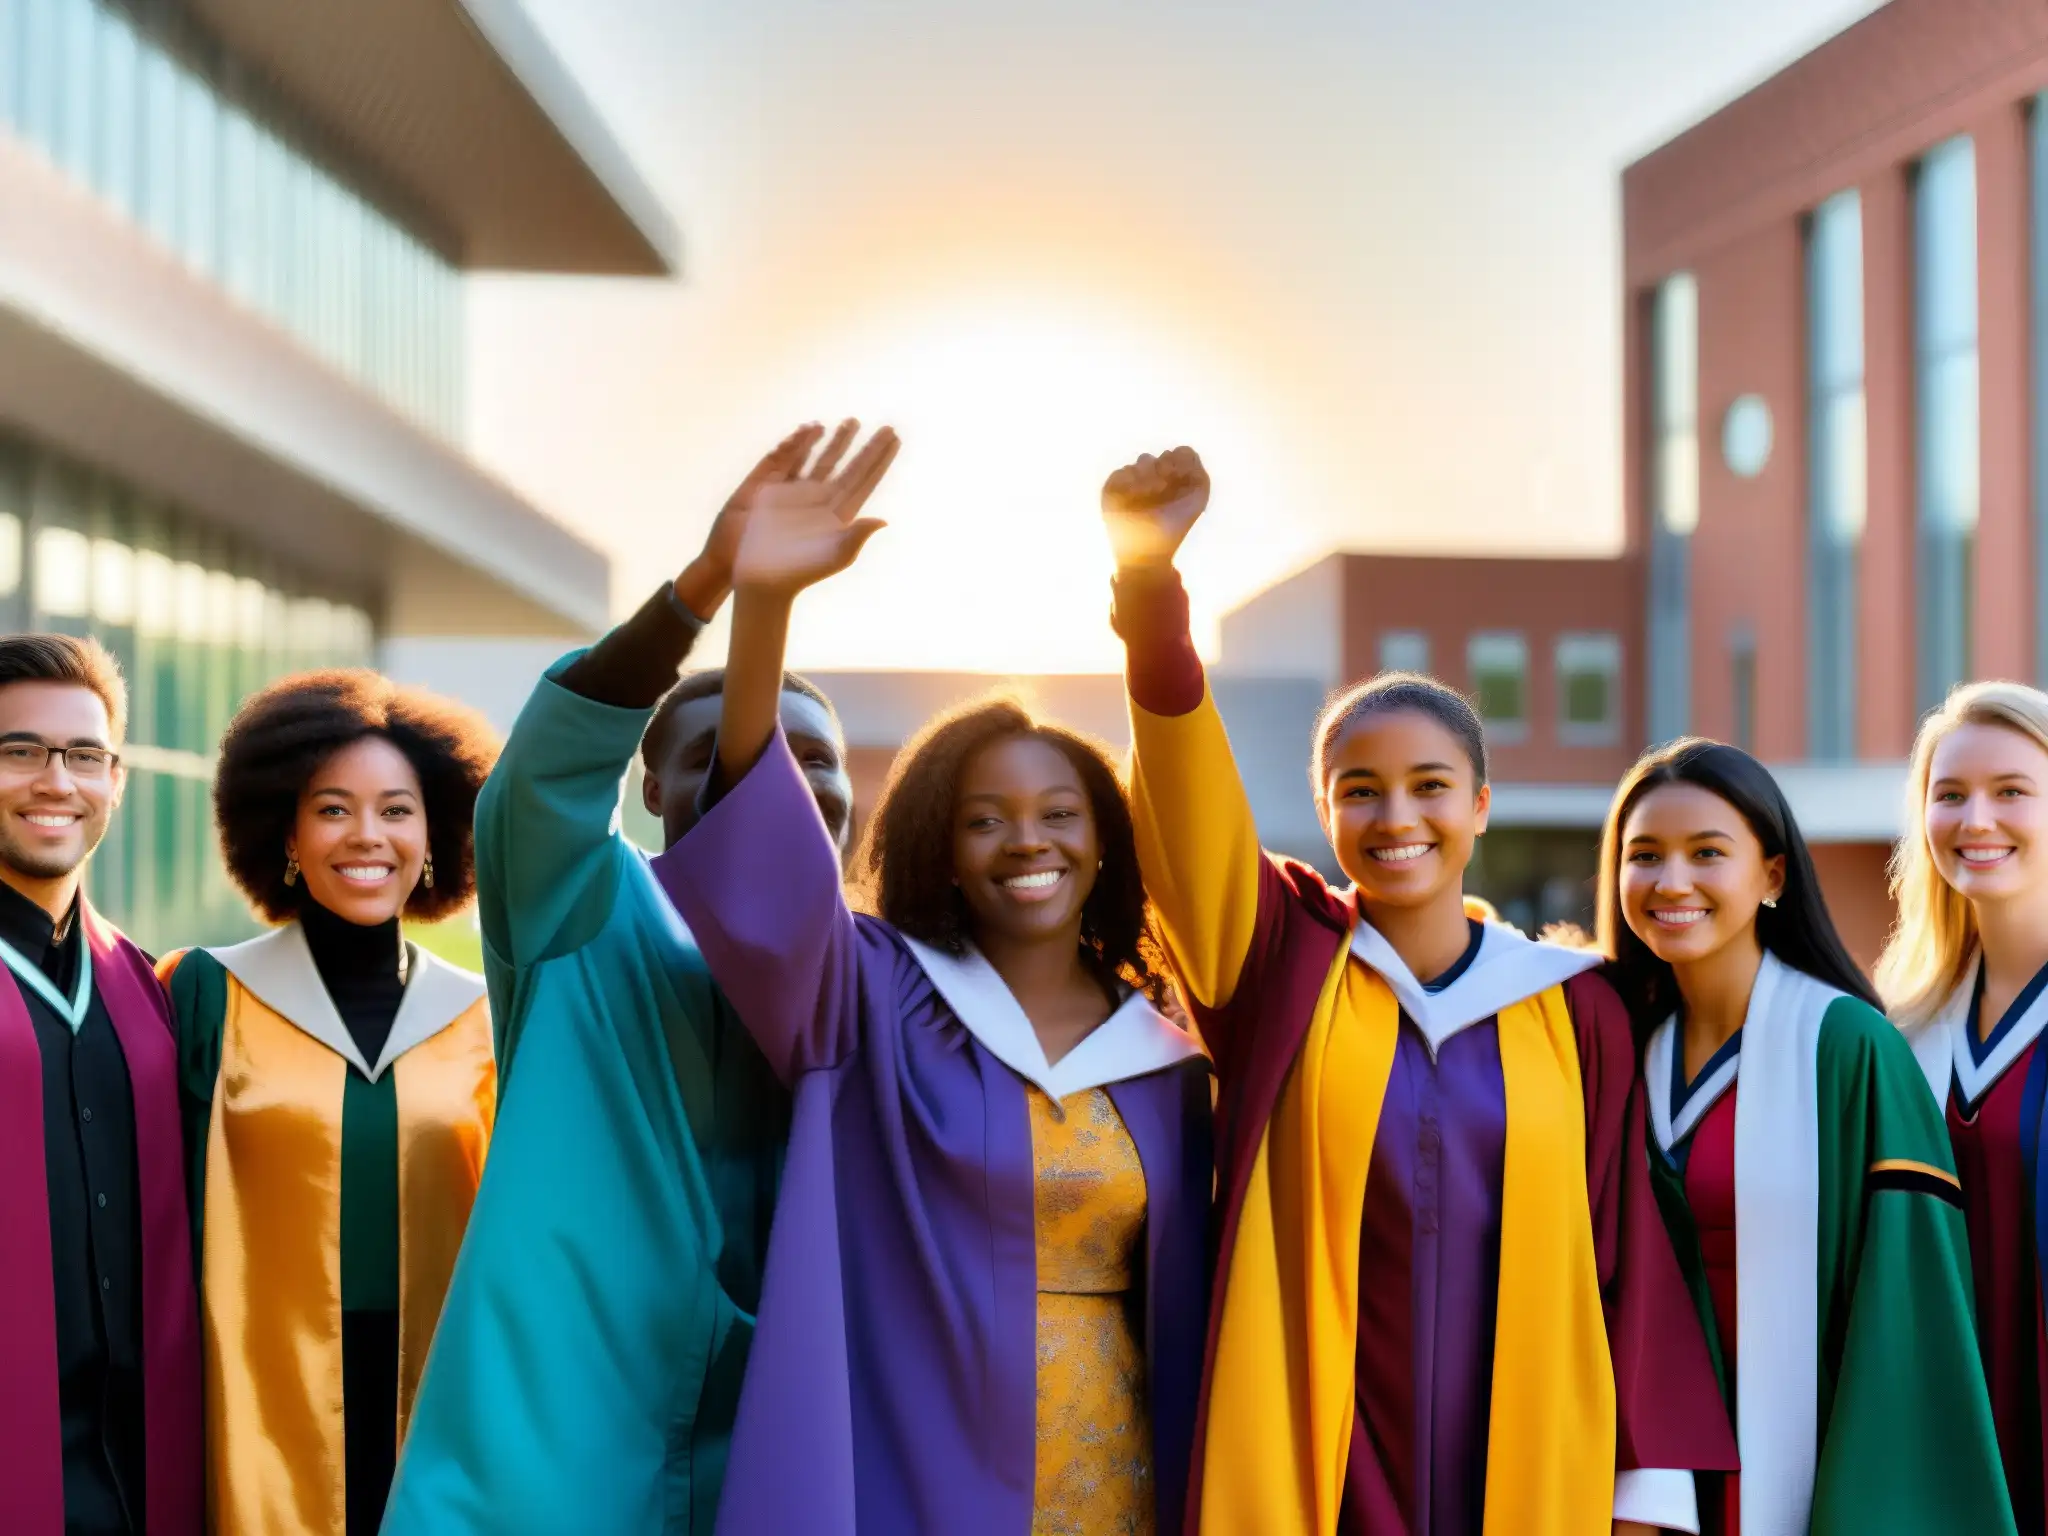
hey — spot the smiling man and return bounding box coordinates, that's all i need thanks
[384,424,875,1536]
[0,635,201,1536]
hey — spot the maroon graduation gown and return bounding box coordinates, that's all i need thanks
[0,906,202,1535]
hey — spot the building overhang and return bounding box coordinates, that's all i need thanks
[186,0,678,275]
[1484,783,1616,829]
[1435,763,1910,844]
[0,142,611,638]
[1766,760,1909,844]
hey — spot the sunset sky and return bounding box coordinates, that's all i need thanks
[467,0,1884,673]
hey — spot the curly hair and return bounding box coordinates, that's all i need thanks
[213,670,500,924]
[852,694,1170,1003]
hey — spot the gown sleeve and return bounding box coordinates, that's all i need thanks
[1112,567,1298,1078]
[382,955,768,1536]
[1568,972,1740,1531]
[651,729,867,1081]
[156,948,228,1284]
[1809,997,2017,1535]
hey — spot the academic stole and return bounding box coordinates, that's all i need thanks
[197,982,493,1536]
[1197,947,1614,1536]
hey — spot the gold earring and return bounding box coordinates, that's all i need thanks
[284,855,298,887]
[422,853,435,890]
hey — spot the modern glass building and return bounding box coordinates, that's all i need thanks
[0,0,676,948]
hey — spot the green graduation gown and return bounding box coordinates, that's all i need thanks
[380,655,788,1535]
[1644,952,2014,1534]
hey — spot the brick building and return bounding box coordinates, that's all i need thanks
[1622,0,2048,964]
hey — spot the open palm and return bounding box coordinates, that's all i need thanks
[1101,446,1209,570]
[732,424,900,597]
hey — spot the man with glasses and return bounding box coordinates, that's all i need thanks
[0,634,201,1536]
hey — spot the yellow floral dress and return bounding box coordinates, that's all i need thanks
[1030,1086,1154,1536]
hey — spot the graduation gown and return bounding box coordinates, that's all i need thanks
[1112,566,1733,1536]
[161,923,493,1536]
[383,656,790,1536]
[0,903,203,1536]
[1907,957,2048,1532]
[1646,953,2014,1535]
[653,729,1215,1536]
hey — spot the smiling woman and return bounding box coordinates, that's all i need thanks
[156,670,503,1536]
[1595,737,2012,1536]
[652,433,1215,1536]
[853,692,1165,1020]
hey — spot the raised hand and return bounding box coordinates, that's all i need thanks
[731,423,901,600]
[678,421,854,615]
[1101,446,1209,571]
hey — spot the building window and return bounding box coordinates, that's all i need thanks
[4,0,463,439]
[1914,136,1979,714]
[0,427,380,949]
[1648,274,1698,744]
[1468,632,1529,741]
[1807,190,1864,760]
[1730,625,1757,754]
[1555,633,1621,745]
[1379,630,1430,676]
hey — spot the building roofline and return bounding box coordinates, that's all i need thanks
[1619,7,1898,178]
[0,140,610,636]
[188,0,678,274]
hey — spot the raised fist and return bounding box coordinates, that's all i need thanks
[1101,446,1209,570]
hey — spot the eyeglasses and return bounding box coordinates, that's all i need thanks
[0,742,120,779]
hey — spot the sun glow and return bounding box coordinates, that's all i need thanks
[756,290,1320,675]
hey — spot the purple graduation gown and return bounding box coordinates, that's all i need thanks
[653,732,1213,1536]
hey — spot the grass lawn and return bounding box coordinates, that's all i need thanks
[407,914,484,973]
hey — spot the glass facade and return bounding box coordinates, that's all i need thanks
[1647,274,1698,746]
[1468,632,1529,740]
[0,428,377,952]
[0,0,464,438]
[1729,623,1757,754]
[1914,136,1979,715]
[1806,191,1865,759]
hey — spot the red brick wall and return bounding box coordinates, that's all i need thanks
[1335,553,1643,784]
[1625,0,2048,282]
[1624,0,2048,759]
[1809,841,1897,975]
[1685,220,1808,755]
[1860,166,1918,757]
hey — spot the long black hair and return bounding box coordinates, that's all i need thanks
[1596,737,1877,1040]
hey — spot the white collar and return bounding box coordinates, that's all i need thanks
[207,920,486,1081]
[1910,954,2048,1107]
[1642,952,1815,1154]
[900,935,1206,1099]
[1346,917,1602,1056]
[1645,1014,1742,1154]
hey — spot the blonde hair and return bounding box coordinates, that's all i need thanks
[1875,679,2048,1026]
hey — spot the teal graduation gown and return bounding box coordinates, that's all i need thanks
[382,656,788,1535]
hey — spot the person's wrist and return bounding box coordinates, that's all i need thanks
[672,557,729,621]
